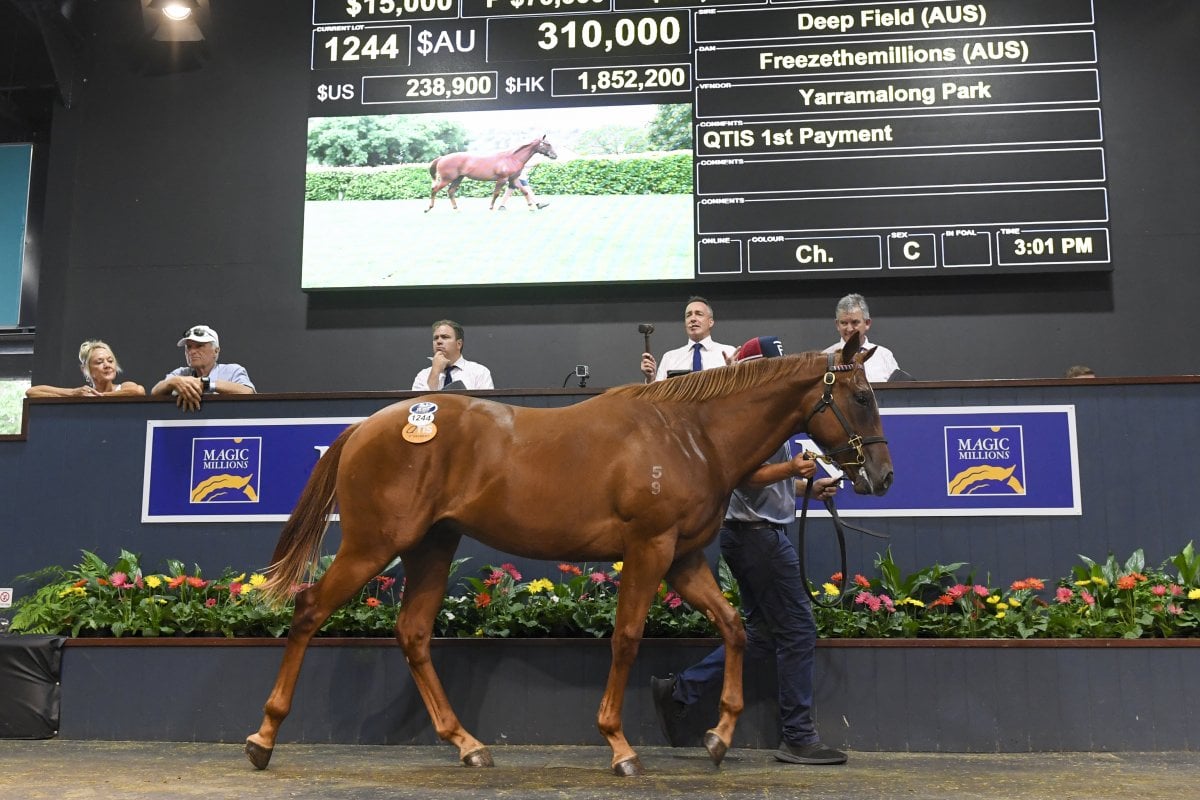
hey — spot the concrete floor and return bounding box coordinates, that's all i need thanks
[0,741,1194,800]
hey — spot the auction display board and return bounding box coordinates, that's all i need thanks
[304,0,1110,288]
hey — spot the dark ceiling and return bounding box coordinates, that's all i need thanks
[0,0,88,141]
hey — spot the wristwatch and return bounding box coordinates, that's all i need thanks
[201,376,212,393]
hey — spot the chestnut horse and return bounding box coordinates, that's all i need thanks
[426,136,557,212]
[245,337,892,776]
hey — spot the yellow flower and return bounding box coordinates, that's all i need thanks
[612,561,623,573]
[249,574,267,587]
[995,611,1006,619]
[986,595,1000,604]
[230,573,246,584]
[822,583,839,597]
[156,598,167,605]
[144,575,162,589]
[1189,588,1200,601]
[1008,597,1022,608]
[1092,577,1108,587]
[722,591,734,602]
[528,578,554,594]
[899,597,925,608]
[996,602,1009,611]
[1074,579,1091,586]
[57,586,86,598]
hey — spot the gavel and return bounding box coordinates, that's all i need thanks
[638,323,654,355]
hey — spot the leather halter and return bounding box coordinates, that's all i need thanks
[803,352,888,473]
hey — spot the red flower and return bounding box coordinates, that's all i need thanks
[365,597,381,607]
[475,593,492,608]
[1116,575,1137,591]
[72,579,87,588]
[167,575,186,590]
[205,598,217,607]
[97,578,109,586]
[483,570,504,587]
[1011,578,1045,592]
[830,572,844,584]
[228,582,243,597]
[558,563,582,577]
[186,576,208,589]
[853,574,871,588]
[929,594,954,609]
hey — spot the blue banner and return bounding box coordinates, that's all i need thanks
[793,405,1080,517]
[142,418,360,522]
[144,406,1079,522]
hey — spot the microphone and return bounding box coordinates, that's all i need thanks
[638,323,654,355]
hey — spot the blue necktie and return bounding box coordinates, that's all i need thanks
[441,364,455,388]
[692,342,702,372]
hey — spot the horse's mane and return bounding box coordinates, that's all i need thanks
[607,352,827,404]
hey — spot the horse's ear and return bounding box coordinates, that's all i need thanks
[839,331,861,364]
[542,134,547,141]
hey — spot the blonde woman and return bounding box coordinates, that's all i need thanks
[26,340,146,398]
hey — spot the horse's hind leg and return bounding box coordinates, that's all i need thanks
[396,532,493,767]
[245,543,394,769]
[664,550,746,766]
[447,178,464,210]
[597,540,674,776]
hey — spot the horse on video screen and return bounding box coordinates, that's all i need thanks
[245,335,892,777]
[426,136,557,212]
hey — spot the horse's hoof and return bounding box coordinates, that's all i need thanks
[462,747,494,768]
[703,730,728,766]
[612,756,645,777]
[245,738,273,770]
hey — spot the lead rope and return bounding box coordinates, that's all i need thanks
[795,454,890,608]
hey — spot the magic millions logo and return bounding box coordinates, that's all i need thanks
[190,437,261,504]
[944,425,1026,496]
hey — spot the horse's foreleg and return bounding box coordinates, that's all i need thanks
[397,534,492,767]
[598,541,674,776]
[246,544,394,769]
[665,550,746,766]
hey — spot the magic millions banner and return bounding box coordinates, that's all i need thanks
[142,418,363,522]
[143,406,1080,523]
[794,405,1080,517]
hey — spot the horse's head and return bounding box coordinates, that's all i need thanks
[536,135,558,160]
[802,332,894,496]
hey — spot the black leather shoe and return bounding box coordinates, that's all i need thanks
[775,740,848,765]
[650,674,689,747]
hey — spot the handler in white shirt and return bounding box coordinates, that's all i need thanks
[412,319,495,391]
[640,296,737,382]
[821,293,900,384]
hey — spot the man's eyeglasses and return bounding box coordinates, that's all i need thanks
[184,327,210,338]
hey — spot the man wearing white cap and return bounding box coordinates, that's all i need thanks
[151,324,255,411]
[650,335,847,766]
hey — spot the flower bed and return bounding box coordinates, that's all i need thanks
[7,543,1200,640]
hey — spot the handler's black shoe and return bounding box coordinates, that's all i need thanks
[775,740,848,765]
[650,674,689,747]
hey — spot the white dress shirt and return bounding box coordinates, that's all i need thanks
[412,357,494,391]
[655,336,737,381]
[823,337,899,383]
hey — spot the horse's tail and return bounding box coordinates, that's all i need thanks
[429,158,440,178]
[258,422,361,607]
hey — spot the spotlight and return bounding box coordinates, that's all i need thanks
[143,0,206,42]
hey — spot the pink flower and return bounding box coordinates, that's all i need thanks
[663,591,683,609]
[1056,587,1073,604]
[1080,590,1095,606]
[501,563,522,581]
[589,571,608,584]
[879,593,895,612]
[864,594,882,612]
[484,569,505,587]
[376,576,396,592]
[973,585,990,598]
[1168,603,1183,615]
[1170,584,1183,597]
[948,584,967,599]
[1151,585,1167,597]
[205,598,217,607]
[110,572,129,588]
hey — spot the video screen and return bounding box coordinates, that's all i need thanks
[301,103,693,289]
